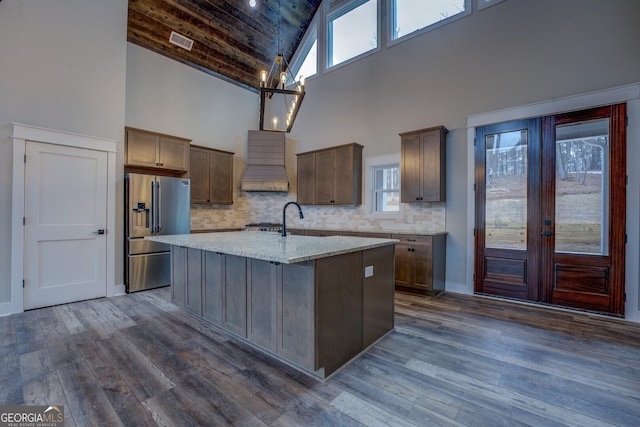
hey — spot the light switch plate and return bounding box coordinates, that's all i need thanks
[364,265,374,278]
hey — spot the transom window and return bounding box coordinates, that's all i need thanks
[295,39,317,82]
[392,0,469,41]
[328,0,378,67]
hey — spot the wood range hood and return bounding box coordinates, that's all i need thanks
[241,130,289,192]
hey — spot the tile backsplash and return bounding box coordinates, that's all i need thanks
[191,191,445,233]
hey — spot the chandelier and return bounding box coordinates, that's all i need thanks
[258,3,305,133]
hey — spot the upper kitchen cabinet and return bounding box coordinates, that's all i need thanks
[125,127,190,172]
[400,126,448,203]
[190,145,234,205]
[296,143,363,206]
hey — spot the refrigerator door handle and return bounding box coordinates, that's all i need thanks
[150,180,156,233]
[157,181,162,232]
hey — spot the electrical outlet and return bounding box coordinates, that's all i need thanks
[364,265,374,278]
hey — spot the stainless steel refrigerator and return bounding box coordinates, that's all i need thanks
[125,173,190,292]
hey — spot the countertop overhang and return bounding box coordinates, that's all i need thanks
[146,231,398,264]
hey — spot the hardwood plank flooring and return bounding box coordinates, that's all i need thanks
[1,288,639,426]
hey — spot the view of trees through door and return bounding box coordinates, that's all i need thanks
[475,104,626,316]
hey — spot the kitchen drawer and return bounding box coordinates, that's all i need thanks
[342,231,392,239]
[391,234,433,246]
[305,230,343,237]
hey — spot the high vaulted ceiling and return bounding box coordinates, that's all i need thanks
[127,0,321,91]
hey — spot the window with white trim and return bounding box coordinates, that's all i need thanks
[391,0,470,42]
[328,0,378,68]
[365,153,401,217]
[373,164,400,212]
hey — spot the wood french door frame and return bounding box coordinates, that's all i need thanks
[474,119,541,301]
[475,103,626,316]
[540,104,626,315]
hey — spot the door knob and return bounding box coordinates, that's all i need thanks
[92,229,106,235]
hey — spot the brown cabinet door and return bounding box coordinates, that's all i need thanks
[171,246,187,308]
[247,259,278,352]
[333,145,361,204]
[126,129,159,168]
[401,133,422,202]
[209,150,233,204]
[296,152,315,205]
[190,147,210,203]
[223,255,247,337]
[420,130,444,202]
[203,251,224,326]
[401,126,447,203]
[279,262,316,370]
[412,244,434,290]
[159,136,189,171]
[315,149,335,204]
[394,243,412,287]
[185,248,203,316]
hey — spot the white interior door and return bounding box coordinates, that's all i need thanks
[24,141,108,310]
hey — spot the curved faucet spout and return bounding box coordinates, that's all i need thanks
[282,201,304,236]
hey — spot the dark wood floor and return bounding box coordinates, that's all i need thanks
[1,288,639,427]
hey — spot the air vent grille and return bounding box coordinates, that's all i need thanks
[169,31,194,51]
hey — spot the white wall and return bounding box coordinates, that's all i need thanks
[125,43,258,157]
[286,0,640,300]
[0,0,128,305]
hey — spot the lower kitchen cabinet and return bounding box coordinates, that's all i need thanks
[247,259,280,352]
[247,259,316,369]
[171,246,187,308]
[223,255,247,337]
[185,248,203,316]
[203,251,224,326]
[168,244,394,378]
[363,245,395,348]
[393,233,446,295]
[171,246,203,316]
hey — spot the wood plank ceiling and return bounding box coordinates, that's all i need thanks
[127,0,321,91]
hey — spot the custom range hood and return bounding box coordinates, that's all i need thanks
[241,130,289,192]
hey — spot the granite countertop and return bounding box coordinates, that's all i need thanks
[146,231,398,264]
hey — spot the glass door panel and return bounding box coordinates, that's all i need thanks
[485,130,528,250]
[554,118,609,255]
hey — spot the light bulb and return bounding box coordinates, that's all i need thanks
[299,75,305,86]
[272,116,278,130]
[280,71,287,87]
[260,70,267,87]
[249,0,256,8]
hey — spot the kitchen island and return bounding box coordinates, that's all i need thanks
[146,231,397,379]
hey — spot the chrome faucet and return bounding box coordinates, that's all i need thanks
[282,201,304,236]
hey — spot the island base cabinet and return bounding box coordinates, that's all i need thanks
[363,245,395,348]
[247,259,316,371]
[171,246,187,309]
[171,246,203,316]
[203,252,224,326]
[169,245,394,379]
[279,262,315,371]
[223,255,247,337]
[316,252,363,376]
[247,259,280,352]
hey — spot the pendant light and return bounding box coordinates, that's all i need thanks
[258,0,305,133]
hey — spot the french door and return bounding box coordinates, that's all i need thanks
[475,104,626,316]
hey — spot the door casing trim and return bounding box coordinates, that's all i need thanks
[464,83,640,322]
[9,124,118,314]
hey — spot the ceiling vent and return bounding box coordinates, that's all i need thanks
[169,31,194,51]
[241,131,289,192]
